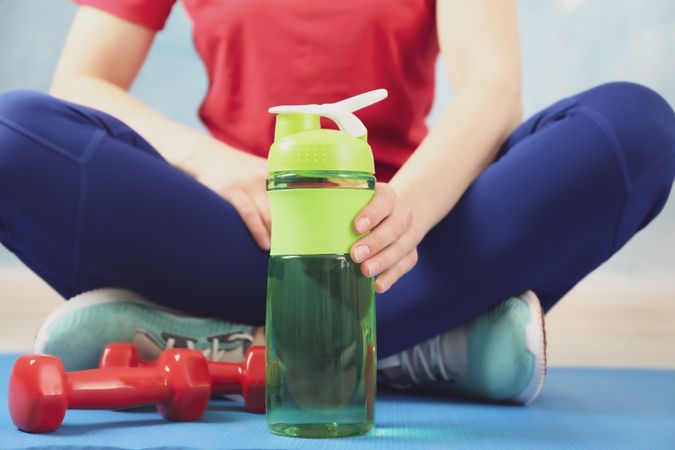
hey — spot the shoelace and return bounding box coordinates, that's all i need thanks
[400,335,452,384]
[164,333,254,362]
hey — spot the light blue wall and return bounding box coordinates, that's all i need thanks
[1,0,674,280]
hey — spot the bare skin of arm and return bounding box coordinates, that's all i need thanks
[349,0,522,293]
[51,7,272,251]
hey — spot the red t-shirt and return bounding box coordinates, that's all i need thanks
[74,0,439,182]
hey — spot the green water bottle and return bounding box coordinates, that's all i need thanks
[264,89,387,438]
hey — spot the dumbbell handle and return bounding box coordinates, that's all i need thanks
[100,344,265,413]
[209,364,245,394]
[101,345,256,395]
[110,356,244,394]
[65,367,172,410]
[133,361,244,395]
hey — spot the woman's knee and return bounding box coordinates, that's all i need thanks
[576,82,675,187]
[0,91,35,172]
[575,82,675,247]
[0,91,69,194]
[0,90,56,126]
[0,90,60,163]
[0,90,104,177]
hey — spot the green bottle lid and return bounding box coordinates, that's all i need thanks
[267,89,387,174]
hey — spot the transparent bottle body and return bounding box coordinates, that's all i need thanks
[265,171,376,438]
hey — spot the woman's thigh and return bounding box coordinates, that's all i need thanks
[0,91,269,325]
[375,82,675,357]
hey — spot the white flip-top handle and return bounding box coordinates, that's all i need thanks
[268,89,388,138]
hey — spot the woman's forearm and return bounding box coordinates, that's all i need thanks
[50,76,217,168]
[389,77,522,239]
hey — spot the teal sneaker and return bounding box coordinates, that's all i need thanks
[377,291,546,405]
[33,288,256,371]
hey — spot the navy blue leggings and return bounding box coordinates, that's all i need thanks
[0,82,674,358]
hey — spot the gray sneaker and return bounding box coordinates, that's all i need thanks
[378,291,547,404]
[34,288,256,371]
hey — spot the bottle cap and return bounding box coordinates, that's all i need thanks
[267,89,387,174]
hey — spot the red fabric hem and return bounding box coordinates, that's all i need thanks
[72,0,175,31]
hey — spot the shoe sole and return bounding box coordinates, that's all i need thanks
[33,287,196,354]
[512,290,547,405]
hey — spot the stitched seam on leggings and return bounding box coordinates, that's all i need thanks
[0,205,8,244]
[0,118,79,281]
[575,106,633,256]
[0,116,80,163]
[70,129,106,286]
[0,172,7,234]
[630,142,675,188]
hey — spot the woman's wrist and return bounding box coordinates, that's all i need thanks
[170,130,253,178]
[388,81,522,243]
[163,127,219,169]
[388,177,435,242]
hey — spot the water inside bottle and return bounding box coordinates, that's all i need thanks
[265,254,376,438]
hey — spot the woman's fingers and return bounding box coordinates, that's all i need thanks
[249,165,273,235]
[348,181,421,293]
[373,247,418,294]
[252,189,272,235]
[358,224,416,278]
[351,200,412,264]
[228,190,271,251]
[352,182,395,235]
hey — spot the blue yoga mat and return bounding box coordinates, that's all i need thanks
[0,353,673,450]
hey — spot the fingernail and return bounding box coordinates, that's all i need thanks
[366,261,379,277]
[377,278,388,292]
[353,245,369,262]
[356,217,371,233]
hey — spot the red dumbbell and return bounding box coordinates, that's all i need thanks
[100,343,265,413]
[9,349,211,433]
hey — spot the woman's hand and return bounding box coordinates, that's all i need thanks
[180,139,271,251]
[350,183,421,294]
